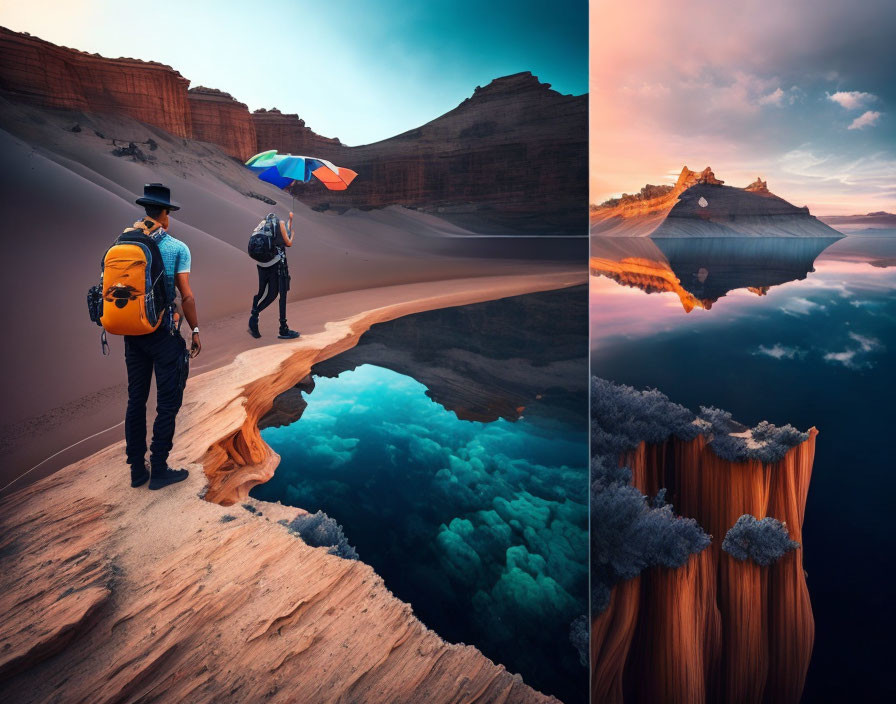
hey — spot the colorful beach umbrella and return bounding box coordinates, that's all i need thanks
[245,150,357,191]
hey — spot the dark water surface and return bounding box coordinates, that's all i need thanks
[252,287,589,704]
[591,235,896,702]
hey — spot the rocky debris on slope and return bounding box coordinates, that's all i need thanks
[591,378,815,704]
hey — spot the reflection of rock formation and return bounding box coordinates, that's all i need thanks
[266,287,587,427]
[592,166,843,238]
[591,236,842,312]
[258,375,315,429]
[591,379,815,704]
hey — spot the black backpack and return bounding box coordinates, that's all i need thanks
[248,214,279,263]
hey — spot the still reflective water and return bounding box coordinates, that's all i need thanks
[252,288,589,704]
[591,234,896,702]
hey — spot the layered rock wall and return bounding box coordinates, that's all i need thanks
[1,28,586,232]
[187,86,256,160]
[0,26,192,138]
[251,108,343,155]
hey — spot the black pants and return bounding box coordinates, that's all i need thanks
[251,259,290,326]
[124,326,188,472]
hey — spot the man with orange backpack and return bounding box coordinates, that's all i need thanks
[89,184,201,490]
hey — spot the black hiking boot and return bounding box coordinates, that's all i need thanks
[278,324,300,340]
[248,313,261,339]
[148,467,189,490]
[130,461,150,488]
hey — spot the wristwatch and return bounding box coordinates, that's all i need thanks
[192,327,200,335]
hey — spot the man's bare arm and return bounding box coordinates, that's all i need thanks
[280,211,295,246]
[175,272,201,357]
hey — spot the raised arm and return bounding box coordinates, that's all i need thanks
[280,211,294,247]
[175,272,201,358]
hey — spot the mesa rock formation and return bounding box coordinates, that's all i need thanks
[591,166,842,238]
[0,26,586,234]
[288,72,588,235]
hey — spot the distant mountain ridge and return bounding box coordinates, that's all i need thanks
[0,26,586,235]
[591,166,844,238]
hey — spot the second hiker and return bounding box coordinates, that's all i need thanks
[247,211,300,340]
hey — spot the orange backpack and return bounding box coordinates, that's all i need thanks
[87,219,173,351]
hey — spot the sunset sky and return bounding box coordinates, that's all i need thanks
[0,0,586,146]
[590,0,896,215]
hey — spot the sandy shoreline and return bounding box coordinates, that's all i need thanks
[0,268,581,496]
[0,270,582,703]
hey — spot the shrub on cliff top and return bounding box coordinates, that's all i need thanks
[285,510,359,561]
[700,408,809,464]
[591,377,700,460]
[591,379,712,614]
[722,514,799,566]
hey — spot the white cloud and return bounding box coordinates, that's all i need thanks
[780,297,824,316]
[848,332,882,352]
[753,344,804,360]
[848,110,882,130]
[827,90,877,110]
[823,349,858,367]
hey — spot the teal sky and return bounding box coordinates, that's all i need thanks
[0,0,586,146]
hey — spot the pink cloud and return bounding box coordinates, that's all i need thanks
[848,110,882,130]
[759,87,785,106]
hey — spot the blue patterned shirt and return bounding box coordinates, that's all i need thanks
[150,229,191,296]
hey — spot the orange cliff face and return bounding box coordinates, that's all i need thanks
[592,165,723,223]
[592,429,816,704]
[187,87,257,161]
[0,26,192,138]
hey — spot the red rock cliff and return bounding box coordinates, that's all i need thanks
[252,108,343,155]
[592,430,816,704]
[0,26,192,138]
[187,86,256,160]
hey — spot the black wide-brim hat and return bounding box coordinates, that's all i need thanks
[135,182,181,211]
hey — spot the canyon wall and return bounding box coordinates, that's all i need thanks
[187,87,256,161]
[592,426,816,704]
[251,108,343,155]
[1,27,586,233]
[0,26,191,138]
